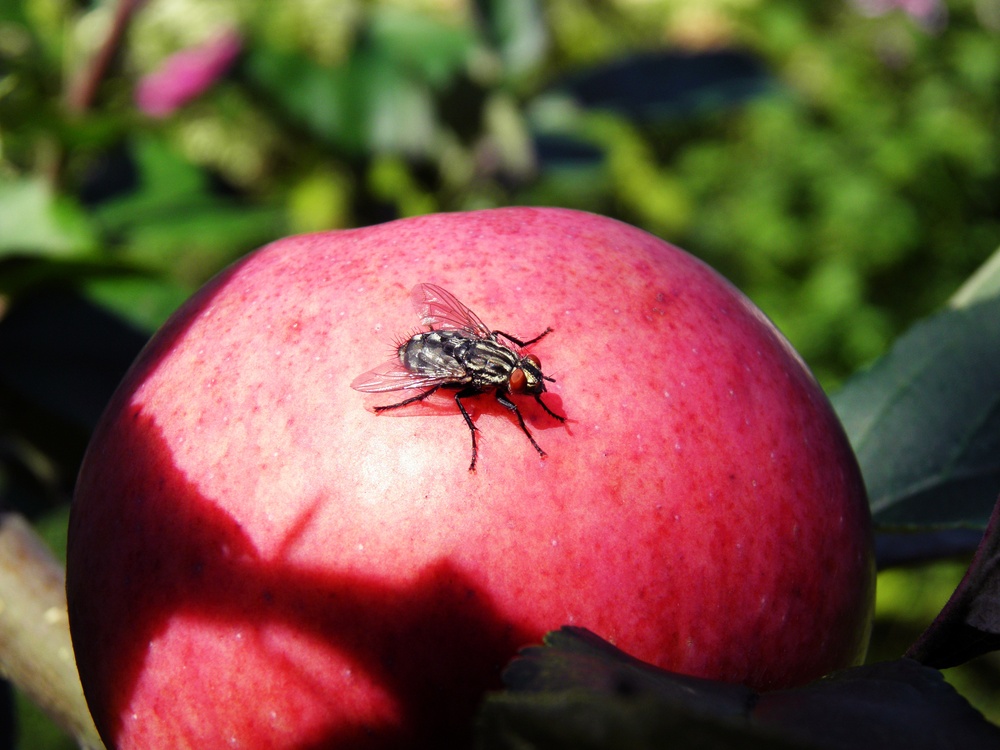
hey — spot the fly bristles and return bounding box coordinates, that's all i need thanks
[390,328,423,354]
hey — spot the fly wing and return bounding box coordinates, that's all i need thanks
[351,358,463,393]
[412,283,491,336]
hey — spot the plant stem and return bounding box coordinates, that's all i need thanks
[0,513,104,749]
[65,0,143,115]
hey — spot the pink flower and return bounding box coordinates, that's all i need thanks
[135,28,242,118]
[850,0,947,28]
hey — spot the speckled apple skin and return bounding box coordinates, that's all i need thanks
[66,207,874,749]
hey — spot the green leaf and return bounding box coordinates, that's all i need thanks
[477,0,548,78]
[906,494,1000,669]
[117,203,283,283]
[82,275,190,333]
[0,177,96,258]
[368,6,476,87]
[752,659,1000,749]
[950,246,1000,309]
[479,629,782,750]
[90,137,210,232]
[0,257,112,297]
[478,690,788,750]
[90,138,283,284]
[0,290,147,431]
[244,45,437,156]
[500,628,751,716]
[476,627,1000,749]
[831,294,1000,530]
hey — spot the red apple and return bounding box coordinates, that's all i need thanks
[66,207,875,749]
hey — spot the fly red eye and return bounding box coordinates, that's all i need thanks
[509,368,527,391]
[524,354,541,368]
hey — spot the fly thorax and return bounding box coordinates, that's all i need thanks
[463,340,516,387]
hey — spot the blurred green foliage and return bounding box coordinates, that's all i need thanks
[1,0,996,385]
[1,0,998,746]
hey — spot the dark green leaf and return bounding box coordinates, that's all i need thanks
[88,138,283,282]
[906,494,1000,668]
[831,296,1000,530]
[90,137,214,231]
[0,290,147,431]
[753,659,1000,749]
[477,627,1000,750]
[478,690,792,750]
[479,628,783,750]
[875,528,983,569]
[0,257,133,298]
[552,50,774,121]
[501,627,751,717]
[115,203,283,283]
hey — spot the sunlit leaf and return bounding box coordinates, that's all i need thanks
[0,178,96,258]
[244,46,437,156]
[368,6,476,87]
[950,246,1000,309]
[478,0,548,77]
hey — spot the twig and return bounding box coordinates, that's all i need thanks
[0,513,104,749]
[65,0,143,115]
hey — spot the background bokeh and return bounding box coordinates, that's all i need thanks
[1,0,998,746]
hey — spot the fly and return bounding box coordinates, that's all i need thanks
[351,283,566,471]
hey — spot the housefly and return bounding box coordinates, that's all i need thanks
[351,283,566,471]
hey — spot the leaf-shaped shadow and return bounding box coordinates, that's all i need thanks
[67,393,534,749]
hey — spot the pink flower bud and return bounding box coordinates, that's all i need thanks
[850,0,946,28]
[135,28,242,118]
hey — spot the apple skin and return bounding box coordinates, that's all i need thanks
[66,207,875,749]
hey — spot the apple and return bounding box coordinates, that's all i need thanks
[66,207,875,749]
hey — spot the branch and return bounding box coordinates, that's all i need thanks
[0,513,104,749]
[64,0,144,115]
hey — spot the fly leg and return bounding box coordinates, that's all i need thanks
[495,391,547,460]
[534,394,566,423]
[374,384,442,413]
[494,327,553,348]
[454,387,481,471]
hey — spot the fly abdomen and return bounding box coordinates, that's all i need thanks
[399,330,475,378]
